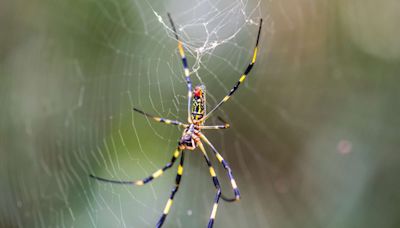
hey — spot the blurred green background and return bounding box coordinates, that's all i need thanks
[1,0,400,227]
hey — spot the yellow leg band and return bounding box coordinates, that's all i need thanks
[210,203,218,219]
[163,199,173,214]
[252,47,258,63]
[216,153,223,163]
[184,68,190,76]
[174,150,180,158]
[177,165,183,175]
[209,167,216,177]
[231,179,238,189]
[135,180,144,186]
[178,42,185,57]
[153,169,163,178]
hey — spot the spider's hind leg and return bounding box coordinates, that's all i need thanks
[199,133,241,201]
[89,148,182,186]
[198,142,223,228]
[156,151,185,227]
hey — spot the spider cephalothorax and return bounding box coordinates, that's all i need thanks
[179,124,199,150]
[90,13,263,228]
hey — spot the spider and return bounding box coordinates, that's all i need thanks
[90,14,263,228]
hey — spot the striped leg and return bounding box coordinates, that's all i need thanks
[167,13,192,122]
[200,116,230,130]
[156,151,185,228]
[89,148,182,186]
[200,125,230,130]
[133,107,187,128]
[199,134,241,201]
[209,189,221,228]
[198,142,222,228]
[204,18,263,120]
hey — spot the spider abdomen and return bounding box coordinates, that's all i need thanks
[191,85,206,123]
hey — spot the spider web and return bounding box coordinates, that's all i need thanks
[80,1,271,227]
[3,0,400,227]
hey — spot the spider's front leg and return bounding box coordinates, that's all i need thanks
[199,116,230,130]
[167,13,193,123]
[204,18,263,120]
[133,107,187,128]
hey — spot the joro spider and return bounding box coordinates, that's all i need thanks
[90,14,263,228]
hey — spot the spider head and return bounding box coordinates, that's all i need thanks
[194,86,203,97]
[191,85,206,123]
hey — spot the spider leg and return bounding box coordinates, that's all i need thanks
[167,13,192,123]
[89,148,182,186]
[198,142,222,228]
[133,107,187,128]
[200,125,229,130]
[204,18,263,120]
[199,116,230,130]
[199,133,240,201]
[156,150,185,228]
